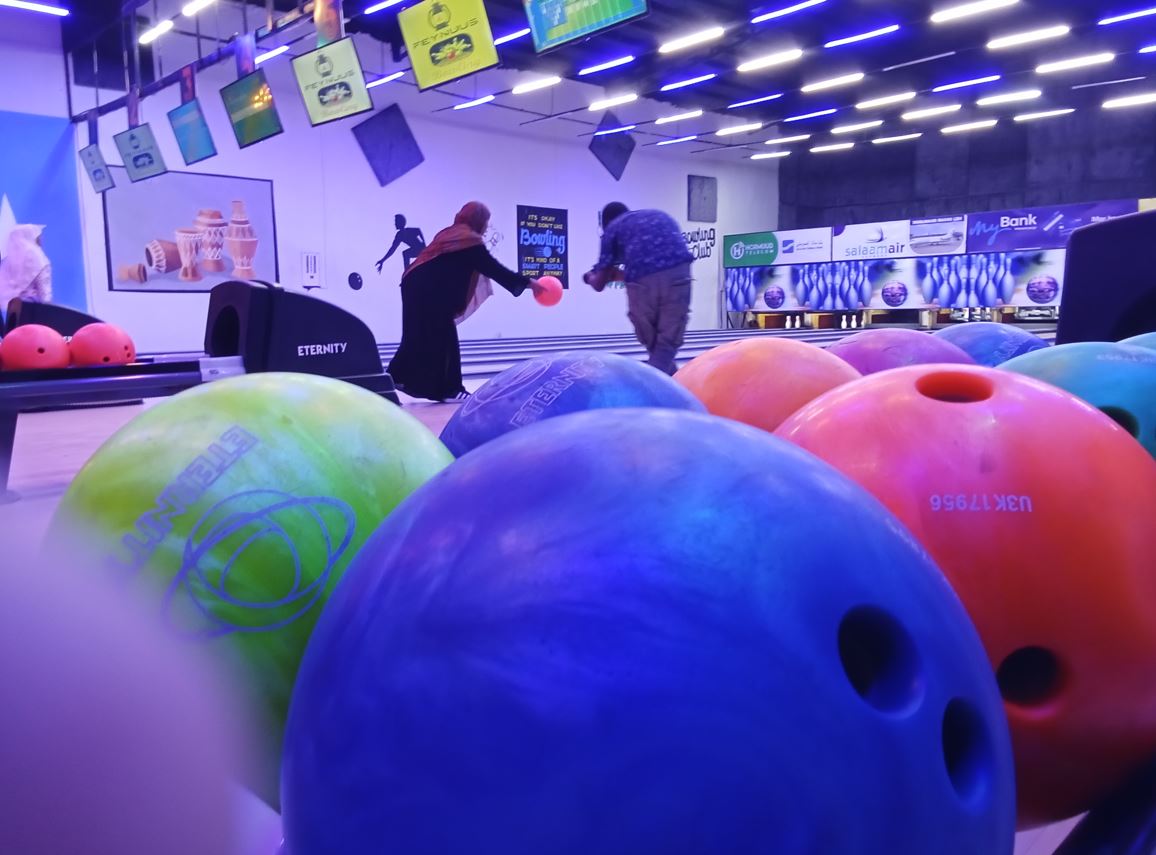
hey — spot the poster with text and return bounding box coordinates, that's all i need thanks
[966,200,1137,253]
[104,166,277,293]
[831,220,912,262]
[399,0,499,91]
[517,205,569,286]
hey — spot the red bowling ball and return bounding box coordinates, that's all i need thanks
[69,323,136,367]
[777,365,1156,827]
[0,324,70,370]
[534,276,564,307]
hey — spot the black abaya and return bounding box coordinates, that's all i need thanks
[388,244,529,401]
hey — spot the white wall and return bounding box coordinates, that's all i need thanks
[75,41,779,351]
[0,9,69,117]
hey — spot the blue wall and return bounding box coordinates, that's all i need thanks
[0,111,86,310]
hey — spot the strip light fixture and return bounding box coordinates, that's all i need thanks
[801,72,865,92]
[752,0,827,24]
[255,44,289,63]
[661,73,718,92]
[902,103,963,120]
[578,56,635,76]
[364,0,404,13]
[1104,91,1156,108]
[988,24,1070,50]
[933,74,1001,92]
[366,70,405,88]
[1099,7,1156,25]
[857,91,917,109]
[656,109,704,125]
[717,122,763,136]
[752,151,792,159]
[832,119,884,134]
[873,132,923,143]
[728,93,784,108]
[657,135,698,145]
[659,26,726,54]
[825,25,900,49]
[493,27,531,45]
[0,0,70,14]
[454,94,495,110]
[1036,53,1115,74]
[942,118,999,133]
[138,18,173,44]
[976,89,1041,105]
[1072,76,1147,89]
[784,107,838,121]
[181,0,215,16]
[765,133,812,144]
[1014,108,1075,121]
[589,93,638,111]
[931,0,1019,24]
[512,76,562,95]
[884,51,957,71]
[812,142,855,152]
[737,48,804,73]
[594,125,636,136]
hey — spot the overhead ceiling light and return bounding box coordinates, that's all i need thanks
[785,107,838,122]
[728,93,784,108]
[659,26,726,54]
[1014,107,1075,121]
[976,88,1041,105]
[660,73,718,92]
[1100,6,1156,25]
[1142,45,1156,53]
[717,122,763,136]
[902,103,963,120]
[931,0,1018,24]
[987,24,1070,50]
[454,94,496,110]
[512,76,562,95]
[752,0,827,24]
[873,132,923,143]
[765,133,812,144]
[832,119,884,134]
[578,55,635,76]
[1104,91,1156,108]
[737,48,804,73]
[656,109,704,124]
[364,0,404,13]
[933,74,1001,92]
[0,0,70,14]
[856,91,917,109]
[594,125,636,136]
[1037,53,1115,74]
[366,70,405,88]
[752,151,792,159]
[589,93,638,111]
[493,27,531,45]
[656,135,698,146]
[801,72,865,92]
[138,18,174,44]
[812,142,855,152]
[884,51,956,71]
[255,44,289,63]
[824,25,900,49]
[181,0,214,16]
[1072,75,1146,88]
[942,118,999,133]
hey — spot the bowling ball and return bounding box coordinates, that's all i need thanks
[0,323,69,370]
[440,351,703,456]
[777,366,1156,826]
[933,322,1049,367]
[1120,331,1156,351]
[534,275,564,307]
[675,338,861,433]
[1002,342,1156,461]
[283,409,1015,855]
[764,285,785,309]
[827,328,976,375]
[50,373,453,806]
[0,549,240,855]
[69,322,137,367]
[1026,275,1059,304]
[881,281,909,308]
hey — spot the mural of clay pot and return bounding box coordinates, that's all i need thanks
[117,263,148,284]
[195,208,228,273]
[145,239,180,275]
[175,227,203,282]
[226,236,258,279]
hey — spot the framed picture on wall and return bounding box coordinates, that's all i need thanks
[688,175,718,223]
[103,166,278,293]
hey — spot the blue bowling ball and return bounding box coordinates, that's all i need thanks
[439,351,704,456]
[283,409,1015,855]
[1121,331,1156,352]
[1002,341,1156,460]
[933,322,1049,367]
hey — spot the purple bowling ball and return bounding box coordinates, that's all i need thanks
[764,286,786,310]
[881,281,909,308]
[827,328,977,376]
[1026,275,1059,305]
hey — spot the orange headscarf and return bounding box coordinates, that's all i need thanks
[404,202,490,278]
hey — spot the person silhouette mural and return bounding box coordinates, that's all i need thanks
[376,214,426,274]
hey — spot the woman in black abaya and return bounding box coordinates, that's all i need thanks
[388,202,543,402]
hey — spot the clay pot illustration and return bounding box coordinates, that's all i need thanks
[226,200,258,279]
[175,228,203,282]
[117,263,148,284]
[195,208,228,273]
[145,239,180,275]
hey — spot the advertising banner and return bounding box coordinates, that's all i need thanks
[909,216,967,255]
[517,205,569,286]
[831,220,912,261]
[775,227,832,266]
[291,38,373,127]
[966,200,1137,253]
[399,0,500,91]
[724,228,831,268]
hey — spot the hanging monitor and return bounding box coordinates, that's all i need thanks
[292,37,374,127]
[113,124,168,182]
[524,0,649,52]
[167,98,218,165]
[398,0,499,91]
[220,69,285,149]
[78,144,115,193]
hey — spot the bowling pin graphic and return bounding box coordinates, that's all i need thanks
[858,262,872,307]
[937,259,953,307]
[981,255,999,307]
[1000,254,1017,304]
